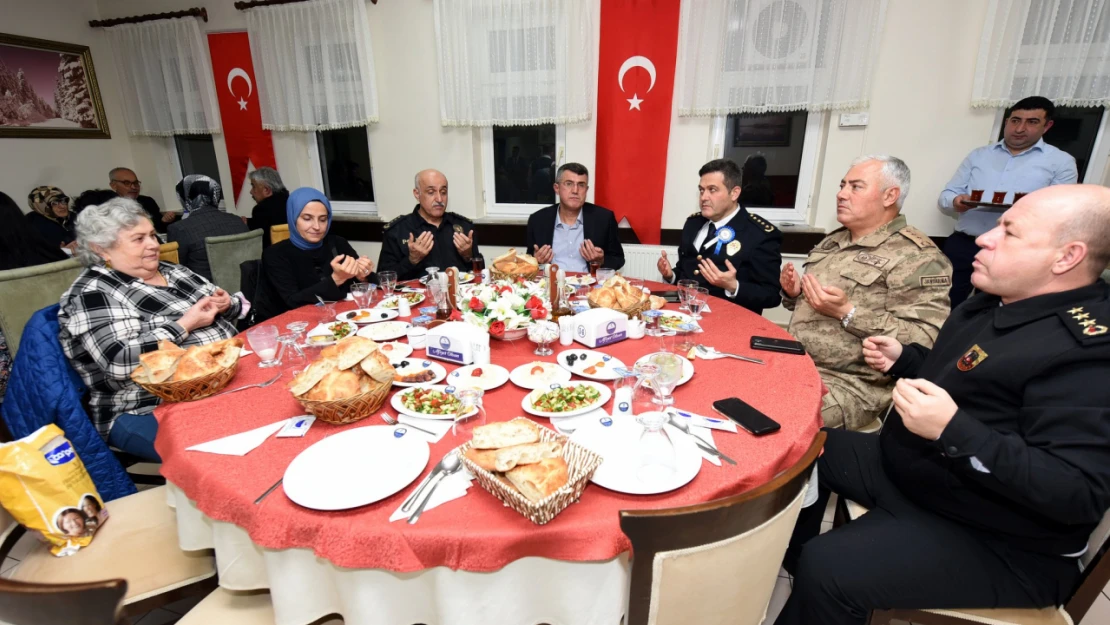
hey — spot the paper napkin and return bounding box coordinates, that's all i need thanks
[186,419,288,456]
[239,347,253,357]
[689,425,721,466]
[550,408,611,435]
[393,414,453,443]
[389,469,475,522]
[670,408,738,433]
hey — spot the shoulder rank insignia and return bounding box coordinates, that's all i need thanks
[384,213,406,231]
[898,227,935,249]
[749,212,776,233]
[1060,306,1109,342]
[956,344,988,371]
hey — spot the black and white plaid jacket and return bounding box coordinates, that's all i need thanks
[58,262,241,437]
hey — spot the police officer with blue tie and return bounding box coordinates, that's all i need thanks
[657,159,782,315]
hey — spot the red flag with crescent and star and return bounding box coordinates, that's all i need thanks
[207,32,277,203]
[594,0,681,245]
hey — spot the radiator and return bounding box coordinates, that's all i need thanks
[621,244,678,281]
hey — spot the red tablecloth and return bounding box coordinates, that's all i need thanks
[155,281,822,573]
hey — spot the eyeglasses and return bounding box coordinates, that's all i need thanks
[111,179,141,187]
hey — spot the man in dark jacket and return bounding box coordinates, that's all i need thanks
[109,167,175,234]
[246,167,290,248]
[526,162,624,272]
[776,184,1110,625]
[378,169,478,281]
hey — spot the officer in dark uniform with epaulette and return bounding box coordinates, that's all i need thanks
[657,159,782,315]
[378,169,479,282]
[777,184,1110,625]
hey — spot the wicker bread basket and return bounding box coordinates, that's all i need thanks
[491,265,539,282]
[458,418,603,525]
[588,295,651,319]
[137,362,238,402]
[295,377,391,425]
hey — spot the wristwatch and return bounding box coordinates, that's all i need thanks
[840,306,857,329]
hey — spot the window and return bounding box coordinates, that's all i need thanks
[481,123,566,218]
[994,106,1110,183]
[174,134,221,187]
[312,126,377,214]
[710,111,824,224]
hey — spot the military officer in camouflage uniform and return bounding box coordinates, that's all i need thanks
[781,155,952,430]
[657,159,783,315]
[378,169,479,282]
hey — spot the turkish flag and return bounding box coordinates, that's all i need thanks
[207,32,277,203]
[594,0,681,245]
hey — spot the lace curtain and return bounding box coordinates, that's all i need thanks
[245,0,380,131]
[432,0,595,127]
[973,0,1110,108]
[676,0,887,116]
[105,18,220,136]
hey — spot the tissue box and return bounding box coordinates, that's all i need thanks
[426,322,482,365]
[573,308,628,348]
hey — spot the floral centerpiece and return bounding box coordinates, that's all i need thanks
[457,280,551,339]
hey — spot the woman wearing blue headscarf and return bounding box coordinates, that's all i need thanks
[257,187,374,321]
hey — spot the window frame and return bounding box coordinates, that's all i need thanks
[168,134,226,209]
[989,107,1110,184]
[708,111,825,225]
[480,123,567,219]
[308,126,379,218]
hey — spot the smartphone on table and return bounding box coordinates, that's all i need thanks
[712,397,781,436]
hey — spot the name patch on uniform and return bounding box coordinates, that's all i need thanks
[726,240,741,256]
[853,252,890,269]
[921,275,951,287]
[956,344,988,371]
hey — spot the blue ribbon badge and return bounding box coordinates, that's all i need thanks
[714,226,736,255]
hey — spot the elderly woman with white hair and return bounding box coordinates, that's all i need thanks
[58,197,241,461]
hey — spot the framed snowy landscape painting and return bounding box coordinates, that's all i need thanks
[0,33,109,138]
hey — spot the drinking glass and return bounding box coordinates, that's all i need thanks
[350,283,372,309]
[452,388,487,437]
[647,352,683,406]
[588,261,600,279]
[246,325,281,368]
[316,301,337,324]
[286,321,309,346]
[528,320,559,356]
[379,271,398,299]
[277,334,305,371]
[677,279,699,313]
[472,255,486,283]
[596,268,616,285]
[636,410,677,484]
[672,325,696,356]
[643,310,663,337]
[424,266,441,285]
[688,287,709,321]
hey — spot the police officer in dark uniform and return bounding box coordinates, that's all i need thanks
[776,184,1110,625]
[378,169,479,282]
[657,158,782,315]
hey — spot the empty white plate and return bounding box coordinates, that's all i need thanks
[283,426,429,511]
[392,359,447,387]
[509,362,572,390]
[571,417,701,495]
[522,381,613,419]
[357,320,412,341]
[448,364,510,391]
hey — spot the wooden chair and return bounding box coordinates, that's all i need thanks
[177,588,342,625]
[158,242,179,264]
[0,577,128,625]
[0,258,83,358]
[270,224,290,245]
[620,431,826,625]
[204,229,263,293]
[1,485,217,619]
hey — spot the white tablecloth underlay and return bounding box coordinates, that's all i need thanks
[166,482,630,625]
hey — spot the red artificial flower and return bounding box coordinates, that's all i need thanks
[468,296,484,312]
[529,306,547,320]
[525,295,543,310]
[449,309,463,322]
[497,285,514,296]
[489,320,506,337]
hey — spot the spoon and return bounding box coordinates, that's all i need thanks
[667,412,737,465]
[408,453,463,524]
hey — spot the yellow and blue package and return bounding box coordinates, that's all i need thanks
[0,424,109,556]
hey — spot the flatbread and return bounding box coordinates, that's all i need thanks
[302,369,361,401]
[358,350,395,384]
[289,359,338,397]
[334,335,379,370]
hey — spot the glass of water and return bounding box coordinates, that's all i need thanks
[648,352,683,406]
[246,325,281,368]
[636,410,676,484]
[688,287,709,321]
[677,279,698,313]
[379,271,398,300]
[350,282,372,309]
[452,388,487,437]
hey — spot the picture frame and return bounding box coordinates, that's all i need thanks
[0,33,110,139]
[733,114,791,147]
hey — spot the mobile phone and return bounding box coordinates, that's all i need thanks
[712,397,781,436]
[649,290,682,304]
[750,335,806,355]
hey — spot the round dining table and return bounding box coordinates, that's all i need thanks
[155,279,823,625]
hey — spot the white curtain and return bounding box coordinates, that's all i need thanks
[246,0,379,131]
[105,18,220,136]
[973,0,1110,108]
[676,0,888,116]
[432,0,595,127]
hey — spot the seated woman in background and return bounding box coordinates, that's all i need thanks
[26,185,77,252]
[0,191,68,404]
[59,198,241,462]
[167,175,249,283]
[257,187,375,322]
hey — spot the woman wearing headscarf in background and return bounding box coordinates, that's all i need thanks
[166,175,248,282]
[257,187,374,322]
[26,185,77,252]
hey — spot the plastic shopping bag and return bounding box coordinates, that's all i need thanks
[0,424,108,557]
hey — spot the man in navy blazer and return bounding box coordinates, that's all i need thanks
[526,163,625,271]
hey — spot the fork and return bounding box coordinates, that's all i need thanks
[207,371,283,398]
[695,344,764,365]
[380,412,438,437]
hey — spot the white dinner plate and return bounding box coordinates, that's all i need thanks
[447,364,510,391]
[565,275,596,287]
[421,272,475,284]
[392,359,447,387]
[377,341,413,360]
[635,352,695,387]
[283,426,429,511]
[558,349,626,381]
[658,310,696,332]
[336,308,400,325]
[305,321,357,347]
[357,321,412,341]
[391,385,479,421]
[377,293,426,309]
[571,416,702,495]
[509,361,572,390]
[522,381,613,419]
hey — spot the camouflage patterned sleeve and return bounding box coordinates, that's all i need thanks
[843,251,953,346]
[781,292,798,312]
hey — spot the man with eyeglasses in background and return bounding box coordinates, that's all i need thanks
[109,167,175,234]
[526,162,625,272]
